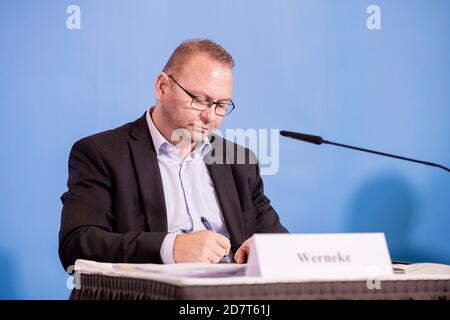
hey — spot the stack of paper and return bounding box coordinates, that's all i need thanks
[75,259,246,280]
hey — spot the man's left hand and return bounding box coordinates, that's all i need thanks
[234,236,253,264]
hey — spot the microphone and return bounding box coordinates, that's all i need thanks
[280,130,449,173]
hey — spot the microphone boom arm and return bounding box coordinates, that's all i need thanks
[280,130,450,173]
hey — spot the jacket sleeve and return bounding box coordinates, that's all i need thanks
[58,138,167,271]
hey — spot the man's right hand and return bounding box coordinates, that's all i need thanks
[173,230,231,263]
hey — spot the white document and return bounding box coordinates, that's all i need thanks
[75,259,246,278]
[392,263,450,276]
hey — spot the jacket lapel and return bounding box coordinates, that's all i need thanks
[206,136,245,251]
[128,113,168,232]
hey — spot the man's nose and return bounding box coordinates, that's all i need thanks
[200,105,217,124]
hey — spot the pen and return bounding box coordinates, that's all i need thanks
[200,216,231,263]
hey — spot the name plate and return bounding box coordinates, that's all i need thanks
[245,233,393,279]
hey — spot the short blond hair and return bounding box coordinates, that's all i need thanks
[162,39,234,74]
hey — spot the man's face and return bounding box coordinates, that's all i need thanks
[158,54,233,143]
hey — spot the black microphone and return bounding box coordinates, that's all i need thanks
[280,130,450,173]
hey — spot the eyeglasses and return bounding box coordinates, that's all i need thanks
[168,75,235,116]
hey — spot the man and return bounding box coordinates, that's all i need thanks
[59,39,287,270]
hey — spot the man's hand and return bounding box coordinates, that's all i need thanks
[173,230,231,263]
[234,236,253,264]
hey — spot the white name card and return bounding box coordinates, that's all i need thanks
[245,233,393,279]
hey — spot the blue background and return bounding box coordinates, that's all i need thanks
[0,0,449,299]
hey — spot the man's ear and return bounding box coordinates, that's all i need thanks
[155,72,169,100]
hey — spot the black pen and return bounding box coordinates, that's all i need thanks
[200,216,231,263]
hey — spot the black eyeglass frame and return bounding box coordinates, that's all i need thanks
[168,74,235,116]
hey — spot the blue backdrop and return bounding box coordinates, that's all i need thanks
[0,0,449,299]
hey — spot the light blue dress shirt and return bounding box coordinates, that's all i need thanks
[146,109,230,263]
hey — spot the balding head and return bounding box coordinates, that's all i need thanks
[162,39,234,75]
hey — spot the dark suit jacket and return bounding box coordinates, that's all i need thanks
[59,112,287,270]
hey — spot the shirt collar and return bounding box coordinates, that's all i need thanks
[146,108,211,160]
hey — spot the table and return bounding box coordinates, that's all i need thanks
[70,273,450,300]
